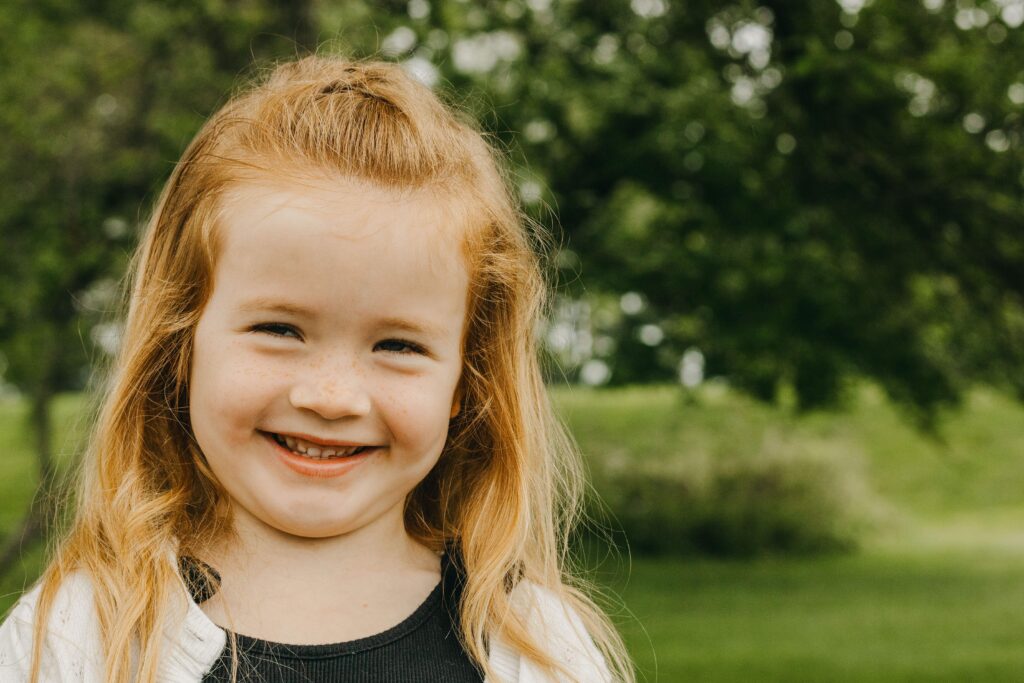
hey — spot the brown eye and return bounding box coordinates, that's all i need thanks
[375,339,425,355]
[251,323,302,339]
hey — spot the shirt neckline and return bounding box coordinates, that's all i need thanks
[181,550,457,661]
[221,578,444,659]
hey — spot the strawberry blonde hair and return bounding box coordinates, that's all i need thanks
[27,55,633,682]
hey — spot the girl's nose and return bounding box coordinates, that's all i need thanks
[288,373,372,420]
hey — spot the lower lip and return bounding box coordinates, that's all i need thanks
[262,432,379,479]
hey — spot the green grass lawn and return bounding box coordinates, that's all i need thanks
[559,381,1024,681]
[612,550,1024,682]
[2,382,1024,681]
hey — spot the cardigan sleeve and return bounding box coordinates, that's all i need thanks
[0,575,106,682]
[509,582,614,683]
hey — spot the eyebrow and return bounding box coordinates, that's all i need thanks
[239,299,447,338]
[238,298,316,318]
[374,316,447,338]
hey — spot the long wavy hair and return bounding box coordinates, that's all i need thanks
[27,55,633,683]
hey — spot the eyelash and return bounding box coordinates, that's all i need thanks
[374,339,427,355]
[251,323,300,338]
[249,323,426,355]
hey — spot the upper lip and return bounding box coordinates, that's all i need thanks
[264,430,377,448]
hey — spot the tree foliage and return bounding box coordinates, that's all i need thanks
[408,0,1024,427]
[1,0,1022,434]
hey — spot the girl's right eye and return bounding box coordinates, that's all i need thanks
[250,323,301,339]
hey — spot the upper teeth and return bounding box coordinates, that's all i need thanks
[275,434,366,459]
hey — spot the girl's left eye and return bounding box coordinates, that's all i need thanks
[375,339,426,355]
[250,323,301,339]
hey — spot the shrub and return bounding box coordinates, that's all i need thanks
[585,435,881,557]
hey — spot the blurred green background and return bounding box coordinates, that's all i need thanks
[1,0,1023,681]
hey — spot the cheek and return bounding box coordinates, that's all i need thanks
[377,375,459,444]
[190,335,278,443]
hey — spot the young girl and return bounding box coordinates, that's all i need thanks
[0,56,633,682]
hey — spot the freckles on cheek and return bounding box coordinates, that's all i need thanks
[195,341,267,429]
[389,387,457,439]
[230,356,282,405]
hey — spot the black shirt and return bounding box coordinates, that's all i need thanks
[182,551,485,683]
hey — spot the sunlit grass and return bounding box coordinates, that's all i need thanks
[612,550,1024,682]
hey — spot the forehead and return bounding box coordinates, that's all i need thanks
[209,176,472,323]
[213,175,476,279]
[217,174,468,254]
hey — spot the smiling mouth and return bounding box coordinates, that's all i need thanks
[268,432,375,460]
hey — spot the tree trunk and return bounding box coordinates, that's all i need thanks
[0,386,57,577]
[281,0,318,53]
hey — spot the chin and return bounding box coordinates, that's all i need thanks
[284,526,346,540]
[265,508,368,539]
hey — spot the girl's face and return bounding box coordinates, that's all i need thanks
[189,177,468,541]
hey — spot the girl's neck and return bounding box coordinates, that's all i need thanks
[192,505,443,643]
[197,503,440,586]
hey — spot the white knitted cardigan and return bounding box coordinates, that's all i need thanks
[0,554,611,683]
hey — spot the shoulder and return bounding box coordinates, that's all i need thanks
[0,561,227,683]
[493,580,613,683]
[0,571,105,681]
